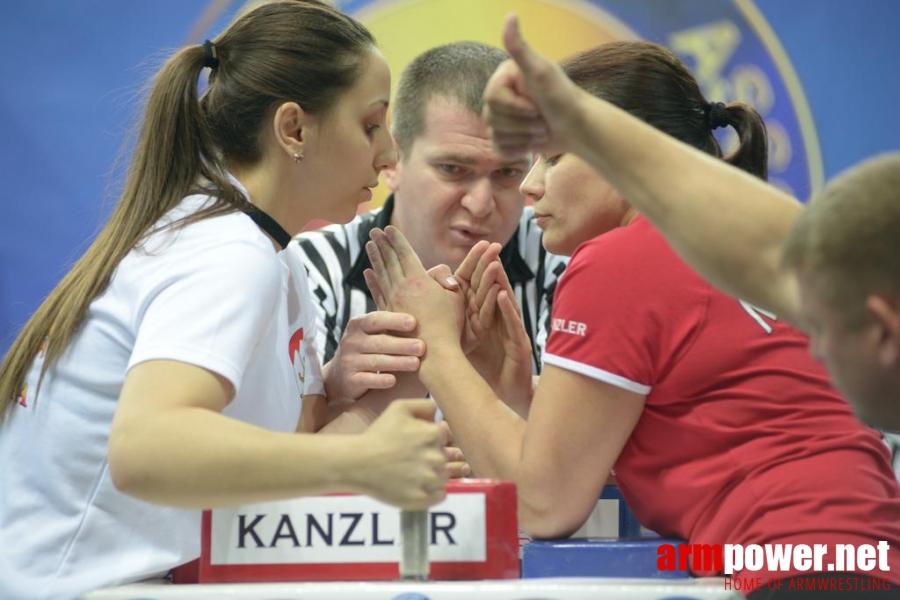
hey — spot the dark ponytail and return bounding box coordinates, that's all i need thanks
[711,102,768,180]
[561,41,768,181]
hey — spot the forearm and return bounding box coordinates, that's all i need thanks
[109,407,365,509]
[566,92,804,325]
[421,349,568,529]
[320,371,428,433]
[419,347,526,484]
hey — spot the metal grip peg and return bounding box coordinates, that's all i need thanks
[400,509,429,580]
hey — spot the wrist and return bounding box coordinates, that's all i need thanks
[419,343,469,386]
[333,434,372,495]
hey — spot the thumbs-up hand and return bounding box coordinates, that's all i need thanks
[482,15,586,159]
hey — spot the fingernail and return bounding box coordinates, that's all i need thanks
[404,316,415,328]
[445,276,459,287]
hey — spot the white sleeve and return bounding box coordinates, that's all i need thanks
[281,249,325,397]
[128,237,282,392]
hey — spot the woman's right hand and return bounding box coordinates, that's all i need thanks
[355,399,448,510]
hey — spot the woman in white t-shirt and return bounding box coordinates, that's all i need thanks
[0,2,448,598]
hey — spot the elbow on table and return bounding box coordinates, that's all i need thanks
[518,502,588,540]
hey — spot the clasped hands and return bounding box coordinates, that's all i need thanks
[363,226,533,411]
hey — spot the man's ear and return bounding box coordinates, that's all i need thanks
[866,294,900,367]
[382,139,404,191]
[272,101,312,160]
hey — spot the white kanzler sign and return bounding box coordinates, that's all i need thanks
[210,493,486,565]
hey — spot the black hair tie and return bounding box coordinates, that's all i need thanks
[705,101,729,130]
[202,39,219,70]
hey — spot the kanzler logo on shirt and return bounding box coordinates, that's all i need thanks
[552,318,587,337]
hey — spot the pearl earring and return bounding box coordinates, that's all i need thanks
[293,152,304,163]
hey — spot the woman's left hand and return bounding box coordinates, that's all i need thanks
[364,226,465,351]
[455,241,534,415]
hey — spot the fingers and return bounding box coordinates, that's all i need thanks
[355,352,420,373]
[360,334,424,358]
[502,15,553,91]
[350,371,398,391]
[365,241,394,307]
[370,227,430,286]
[474,260,501,309]
[400,467,448,510]
[483,61,540,119]
[355,311,417,335]
[384,226,428,276]
[427,264,460,291]
[482,17,566,160]
[444,446,465,463]
[363,269,387,311]
[470,243,502,296]
[456,240,492,284]
[445,460,472,479]
[498,290,529,346]
[369,229,405,284]
[465,290,487,341]
[477,283,501,329]
[345,315,425,356]
[390,398,437,423]
[490,262,520,318]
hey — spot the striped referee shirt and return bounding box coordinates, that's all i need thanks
[287,195,568,374]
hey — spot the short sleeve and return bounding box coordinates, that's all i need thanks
[543,222,707,396]
[128,236,283,392]
[281,248,326,397]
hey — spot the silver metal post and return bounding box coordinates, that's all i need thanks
[399,509,429,580]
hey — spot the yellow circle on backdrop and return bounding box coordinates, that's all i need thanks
[353,0,639,210]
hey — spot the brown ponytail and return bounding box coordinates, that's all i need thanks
[716,102,768,180]
[561,41,769,181]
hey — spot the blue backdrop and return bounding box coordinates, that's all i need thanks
[1,0,898,355]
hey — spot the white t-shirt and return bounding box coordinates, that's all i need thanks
[0,188,320,599]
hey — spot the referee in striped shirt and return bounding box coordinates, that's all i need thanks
[286,41,567,404]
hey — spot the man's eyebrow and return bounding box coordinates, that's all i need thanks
[427,153,479,166]
[426,153,531,168]
[499,158,533,168]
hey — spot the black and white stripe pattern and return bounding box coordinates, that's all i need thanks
[287,197,567,374]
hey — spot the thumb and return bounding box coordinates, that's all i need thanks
[391,399,437,422]
[427,264,460,291]
[503,15,540,81]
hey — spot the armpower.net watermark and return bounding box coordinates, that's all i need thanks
[658,541,892,593]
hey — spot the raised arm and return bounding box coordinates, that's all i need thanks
[483,16,805,328]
